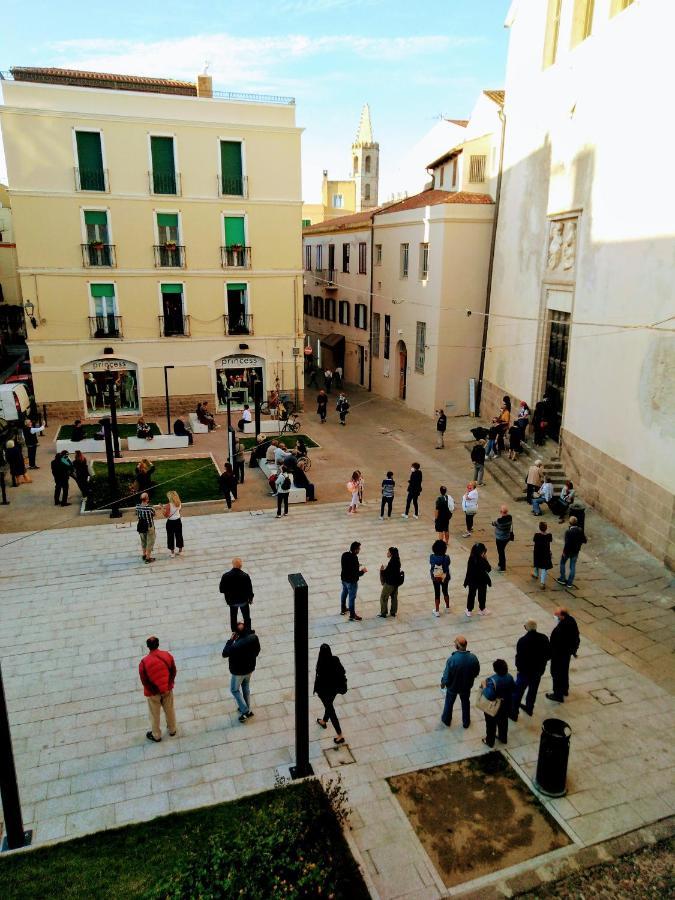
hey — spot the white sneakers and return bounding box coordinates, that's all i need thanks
[465,610,472,617]
[401,513,408,519]
[433,609,440,617]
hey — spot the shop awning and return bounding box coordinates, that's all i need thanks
[320,333,346,350]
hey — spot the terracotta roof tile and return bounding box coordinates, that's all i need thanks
[10,67,197,96]
[483,89,505,106]
[445,118,469,127]
[303,207,384,234]
[374,189,493,215]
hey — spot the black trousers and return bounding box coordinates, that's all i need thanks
[380,496,393,517]
[551,653,571,699]
[405,491,419,515]
[235,461,245,483]
[432,575,450,601]
[484,705,509,746]
[496,539,508,571]
[166,519,184,551]
[54,480,69,505]
[466,584,487,611]
[223,489,235,509]
[27,445,37,467]
[318,692,341,734]
[511,672,542,717]
[229,603,251,632]
[277,493,289,515]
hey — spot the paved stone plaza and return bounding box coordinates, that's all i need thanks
[1,494,674,897]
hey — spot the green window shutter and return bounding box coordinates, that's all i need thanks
[220,141,243,194]
[90,283,115,297]
[76,131,104,190]
[157,213,179,228]
[151,137,176,194]
[227,283,247,293]
[84,210,108,226]
[224,217,246,246]
[161,283,183,294]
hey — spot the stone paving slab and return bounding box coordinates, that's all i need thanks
[0,501,674,896]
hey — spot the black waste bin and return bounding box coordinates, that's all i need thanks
[569,503,586,531]
[534,718,571,797]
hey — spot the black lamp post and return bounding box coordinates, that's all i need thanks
[288,573,313,779]
[225,387,234,469]
[0,663,32,850]
[105,370,121,458]
[164,365,174,435]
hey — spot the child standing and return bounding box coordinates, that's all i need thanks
[347,471,360,514]
[380,471,395,518]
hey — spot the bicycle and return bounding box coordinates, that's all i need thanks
[280,414,301,434]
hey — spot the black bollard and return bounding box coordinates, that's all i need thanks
[288,573,313,779]
[0,663,32,851]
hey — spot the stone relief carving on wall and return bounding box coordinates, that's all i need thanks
[547,217,578,276]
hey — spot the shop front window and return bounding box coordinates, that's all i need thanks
[82,358,139,417]
[215,354,265,408]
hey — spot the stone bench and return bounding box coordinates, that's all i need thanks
[127,435,190,451]
[258,458,306,503]
[189,413,209,434]
[242,419,285,435]
[56,439,110,454]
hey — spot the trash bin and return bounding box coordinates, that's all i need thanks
[569,503,586,531]
[534,718,571,797]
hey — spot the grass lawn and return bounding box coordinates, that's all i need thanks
[1,780,369,900]
[239,433,319,451]
[87,456,221,510]
[57,422,161,440]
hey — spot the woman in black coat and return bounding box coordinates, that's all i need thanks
[464,542,492,617]
[532,521,553,589]
[314,644,346,744]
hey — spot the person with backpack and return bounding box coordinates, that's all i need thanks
[480,659,515,747]
[314,643,347,744]
[275,465,292,517]
[429,538,451,617]
[464,542,492,617]
[435,409,447,449]
[434,486,454,542]
[402,462,422,519]
[378,546,403,618]
[336,393,350,425]
[380,470,395,518]
[556,516,587,587]
[491,504,513,572]
[222,621,261,723]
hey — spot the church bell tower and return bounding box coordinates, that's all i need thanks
[352,104,379,211]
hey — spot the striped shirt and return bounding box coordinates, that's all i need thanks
[135,505,156,528]
[381,478,395,498]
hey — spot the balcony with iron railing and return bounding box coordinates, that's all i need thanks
[81,243,116,267]
[314,267,325,285]
[74,167,109,192]
[217,175,248,198]
[325,268,338,288]
[158,314,190,337]
[149,171,181,195]
[89,315,123,338]
[154,244,186,268]
[221,245,251,269]
[224,313,254,336]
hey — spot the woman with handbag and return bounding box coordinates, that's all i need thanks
[378,547,402,618]
[314,644,347,744]
[434,486,454,543]
[461,481,479,537]
[480,659,515,747]
[464,542,492,617]
[429,539,451,617]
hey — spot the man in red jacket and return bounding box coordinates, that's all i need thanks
[139,636,177,742]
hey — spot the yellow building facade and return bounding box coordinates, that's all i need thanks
[0,67,303,420]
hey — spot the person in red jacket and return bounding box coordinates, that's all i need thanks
[139,636,177,742]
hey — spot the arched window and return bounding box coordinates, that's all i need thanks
[364,184,371,201]
[353,156,359,174]
[365,155,371,173]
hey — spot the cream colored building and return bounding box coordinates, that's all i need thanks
[0,67,303,420]
[483,0,675,565]
[0,183,25,344]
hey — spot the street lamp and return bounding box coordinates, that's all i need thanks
[164,365,174,435]
[104,369,121,458]
[23,300,37,330]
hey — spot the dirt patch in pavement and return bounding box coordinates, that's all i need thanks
[387,752,570,888]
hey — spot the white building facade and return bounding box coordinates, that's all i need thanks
[482,0,675,566]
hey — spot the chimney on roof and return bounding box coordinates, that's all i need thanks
[197,74,213,98]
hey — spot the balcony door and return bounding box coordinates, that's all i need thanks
[90,283,118,336]
[226,284,249,334]
[162,287,185,336]
[84,210,111,265]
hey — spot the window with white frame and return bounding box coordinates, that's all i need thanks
[342,242,350,273]
[305,244,312,271]
[338,300,350,325]
[358,242,367,274]
[332,194,344,209]
[420,243,429,280]
[372,312,381,357]
[316,244,323,270]
[375,244,382,265]
[354,304,367,330]
[400,243,409,279]
[325,297,336,321]
[415,321,426,373]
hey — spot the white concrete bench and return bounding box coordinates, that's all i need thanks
[127,435,189,451]
[242,419,284,435]
[189,413,209,434]
[258,458,306,503]
[56,439,110,454]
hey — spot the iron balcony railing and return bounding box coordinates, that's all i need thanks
[154,244,186,268]
[224,314,254,336]
[149,171,181,195]
[325,268,338,288]
[89,315,122,338]
[158,314,190,337]
[217,175,248,197]
[314,267,325,285]
[74,167,109,192]
[221,246,251,269]
[81,243,116,267]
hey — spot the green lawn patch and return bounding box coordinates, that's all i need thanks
[57,422,161,440]
[239,433,319,451]
[2,780,368,900]
[86,457,221,510]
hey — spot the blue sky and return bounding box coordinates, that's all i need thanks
[1,0,512,199]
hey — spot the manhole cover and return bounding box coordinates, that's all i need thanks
[323,744,355,768]
[590,688,621,705]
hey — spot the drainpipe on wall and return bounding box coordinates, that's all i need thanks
[367,213,375,392]
[476,106,506,414]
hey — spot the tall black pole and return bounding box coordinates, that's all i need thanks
[0,662,32,851]
[254,379,262,436]
[101,417,122,519]
[106,374,121,459]
[225,388,234,469]
[164,365,174,436]
[288,573,313,779]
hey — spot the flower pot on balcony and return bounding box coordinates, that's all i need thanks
[90,241,105,251]
[164,242,177,251]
